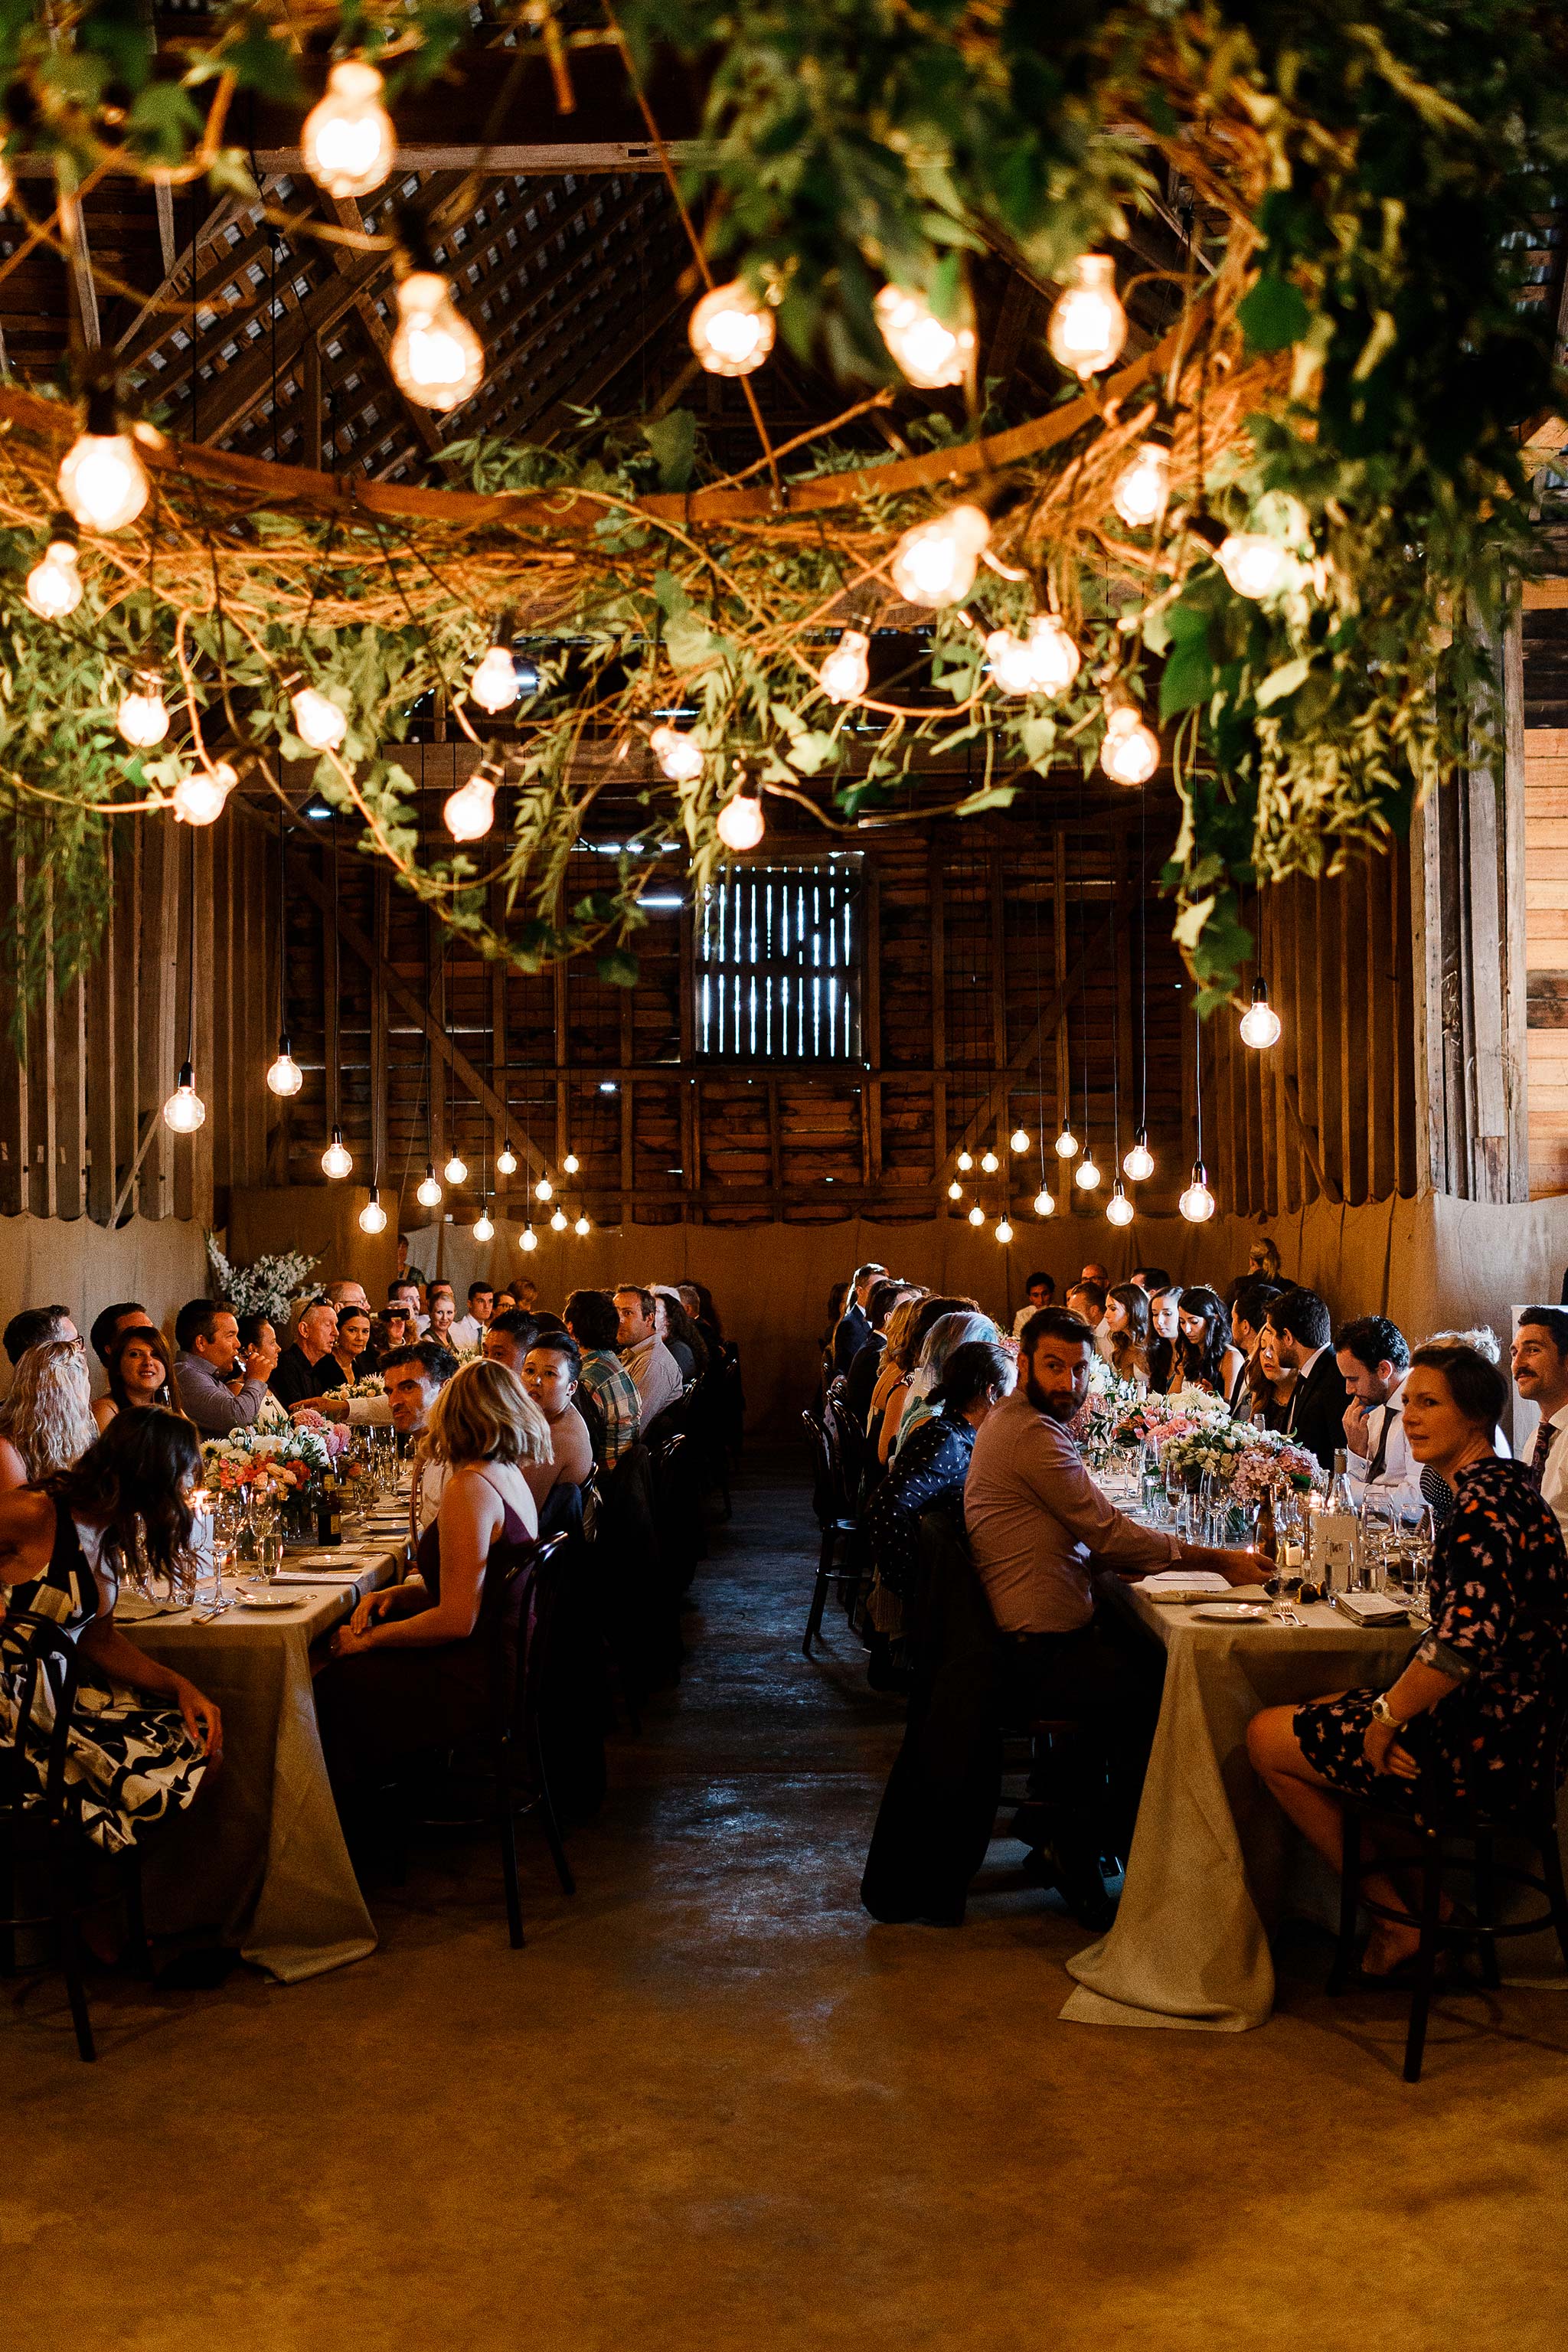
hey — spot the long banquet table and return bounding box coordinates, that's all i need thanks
[119,1517,407,1983]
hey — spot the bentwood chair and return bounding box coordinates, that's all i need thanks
[801,1406,862,1655]
[492,1531,576,1949]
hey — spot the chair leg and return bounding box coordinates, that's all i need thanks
[531,1726,577,1898]
[1472,1828,1502,1991]
[803,1529,832,1656]
[56,1907,96,2063]
[1328,1807,1363,1996]
[1403,1845,1444,2084]
[1539,1817,1568,1975]
[496,1766,524,1950]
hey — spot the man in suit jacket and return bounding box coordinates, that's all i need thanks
[832,1262,888,1379]
[1263,1286,1342,1470]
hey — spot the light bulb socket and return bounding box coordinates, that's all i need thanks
[1191,1159,1208,1187]
[1184,510,1228,556]
[176,1059,194,1089]
[392,203,440,280]
[45,511,80,556]
[83,384,120,438]
[1250,976,1271,1005]
[278,1031,292,1058]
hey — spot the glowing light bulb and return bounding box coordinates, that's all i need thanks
[873,283,975,387]
[550,1208,569,1233]
[985,628,1042,697]
[26,529,82,621]
[302,60,395,199]
[947,1181,963,1202]
[1106,1181,1135,1227]
[171,761,237,825]
[968,1204,985,1227]
[889,504,991,608]
[416,1165,443,1207]
[1047,254,1128,378]
[1123,1130,1155,1183]
[390,270,484,412]
[573,1215,590,1237]
[444,1153,468,1184]
[291,684,347,753]
[1075,1152,1102,1191]
[473,1210,495,1243]
[1179,1162,1217,1223]
[266,1036,303,1097]
[818,627,871,704]
[443,769,495,842]
[322,1127,353,1179]
[1240,979,1282,1050]
[688,280,775,377]
[1112,440,1172,529]
[981,1150,1000,1175]
[358,1187,387,1235]
[995,1217,1014,1245]
[1055,1122,1080,1160]
[521,1227,538,1253]
[1010,1127,1030,1154]
[0,159,11,210]
[470,641,518,714]
[162,1061,206,1133]
[650,724,705,783]
[58,430,149,533]
[1033,1186,1056,1217]
[956,1151,974,1173]
[717,789,766,852]
[562,1153,580,1175]
[535,1178,553,1203]
[1099,705,1161,786]
[496,1143,518,1176]
[1024,613,1082,697]
[1215,532,1298,602]
[117,671,168,748]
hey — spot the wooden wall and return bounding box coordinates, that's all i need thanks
[1524,722,1568,1195]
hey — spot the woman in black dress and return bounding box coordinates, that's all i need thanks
[1248,1344,1568,1979]
[1172,1285,1246,1400]
[864,1340,1015,1621]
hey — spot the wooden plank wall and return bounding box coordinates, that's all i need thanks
[1524,724,1568,1194]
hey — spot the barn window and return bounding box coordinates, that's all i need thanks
[695,860,862,1061]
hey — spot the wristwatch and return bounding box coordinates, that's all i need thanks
[1370,1694,1408,1732]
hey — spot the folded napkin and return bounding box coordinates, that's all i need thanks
[1137,1570,1233,1596]
[115,1590,188,1621]
[1334,1591,1410,1625]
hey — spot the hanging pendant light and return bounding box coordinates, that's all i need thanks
[819,628,871,704]
[956,1150,974,1173]
[521,1225,539,1253]
[1122,1129,1155,1183]
[562,1152,580,1176]
[171,761,237,826]
[1047,255,1128,377]
[1215,532,1300,602]
[416,1164,443,1207]
[1033,1184,1056,1217]
[1106,1179,1135,1227]
[473,1207,495,1243]
[389,220,484,411]
[443,759,498,844]
[266,1034,303,1097]
[874,283,975,388]
[1055,1118,1080,1160]
[967,1204,985,1227]
[444,1151,468,1184]
[162,1060,206,1133]
[302,60,396,200]
[573,1214,590,1237]
[288,678,348,753]
[889,504,991,608]
[947,1180,964,1202]
[1009,1126,1031,1154]
[116,668,170,748]
[470,614,519,715]
[1099,702,1161,787]
[688,280,775,377]
[358,1184,388,1235]
[995,1216,1014,1245]
[1179,1161,1217,1223]
[58,390,149,533]
[1239,977,1282,1049]
[980,1149,1000,1175]
[534,1176,553,1203]
[497,1141,518,1176]
[26,517,83,620]
[550,1207,569,1233]
[650,724,705,783]
[1112,436,1173,529]
[717,776,765,852]
[322,1126,353,1179]
[1075,1146,1102,1191]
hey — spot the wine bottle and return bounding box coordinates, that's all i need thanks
[1311,1450,1360,1595]
[315,1472,343,1548]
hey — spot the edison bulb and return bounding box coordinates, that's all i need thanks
[535,1178,553,1203]
[322,1127,353,1179]
[819,627,871,704]
[986,627,1041,697]
[390,270,484,411]
[1047,254,1127,378]
[1033,1186,1055,1217]
[26,535,82,621]
[651,724,704,783]
[1099,707,1161,786]
[980,1150,999,1175]
[416,1165,443,1207]
[995,1217,1014,1244]
[1055,1122,1079,1159]
[967,1204,985,1227]
[1123,1132,1155,1183]
[302,60,395,200]
[470,642,518,714]
[162,1062,206,1133]
[291,684,347,753]
[562,1154,580,1175]
[266,1037,303,1097]
[172,762,237,825]
[521,1226,538,1253]
[1024,613,1082,697]
[874,283,975,388]
[1179,1165,1217,1223]
[0,158,11,210]
[947,1181,963,1202]
[1106,1182,1135,1227]
[497,1143,518,1176]
[1010,1127,1030,1154]
[443,773,495,842]
[1112,440,1172,528]
[573,1215,590,1237]
[717,790,766,852]
[1215,532,1298,602]
[473,1210,495,1243]
[58,432,149,533]
[688,280,774,377]
[444,1153,468,1184]
[889,504,991,608]
[956,1151,974,1173]
[358,1187,388,1234]
[1075,1152,1102,1191]
[117,671,169,748]
[550,1208,569,1233]
[1240,982,1282,1049]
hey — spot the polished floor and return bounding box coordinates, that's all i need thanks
[7,1459,1568,2350]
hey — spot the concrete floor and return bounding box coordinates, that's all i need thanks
[7,1459,1568,2350]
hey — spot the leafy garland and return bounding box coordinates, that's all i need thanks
[0,0,1562,1017]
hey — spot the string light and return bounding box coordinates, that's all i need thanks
[947,1180,963,1201]
[1112,438,1173,528]
[1099,704,1161,787]
[1240,977,1282,1049]
[967,1204,985,1227]
[535,1176,554,1202]
[1075,1147,1102,1191]
[521,1226,539,1253]
[956,1150,974,1172]
[1010,1126,1030,1153]
[979,1148,998,1174]
[1123,1129,1155,1183]
[162,1060,206,1133]
[985,626,1043,697]
[1033,1184,1056,1217]
[818,628,871,704]
[874,284,975,387]
[470,631,519,714]
[1179,1161,1217,1223]
[116,670,169,748]
[550,1207,569,1232]
[650,724,705,783]
[995,1217,1014,1244]
[171,761,237,825]
[717,779,766,852]
[1106,1180,1135,1227]
[322,1125,353,1179]
[289,680,348,753]
[497,1142,518,1176]
[985,612,1081,700]
[443,759,498,844]
[473,1208,495,1243]
[1046,255,1127,377]
[562,1153,580,1175]
[266,1035,303,1097]
[889,504,991,607]
[444,1151,468,1184]
[688,280,775,376]
[1055,1119,1080,1159]
[574,1214,590,1237]
[26,518,83,620]
[358,1186,387,1234]
[302,60,396,200]
[58,393,149,533]
[1215,531,1300,601]
[416,1164,443,1207]
[0,159,11,210]
[390,264,484,412]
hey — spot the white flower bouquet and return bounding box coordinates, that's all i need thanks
[204,1232,322,1325]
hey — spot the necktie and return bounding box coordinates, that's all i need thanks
[1530,1416,1558,1494]
[1367,1403,1396,1485]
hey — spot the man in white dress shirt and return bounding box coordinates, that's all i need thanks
[1336,1315,1417,1509]
[1511,1308,1568,1545]
[614,1283,684,1426]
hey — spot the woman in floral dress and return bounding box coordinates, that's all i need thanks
[1248,1344,1568,1979]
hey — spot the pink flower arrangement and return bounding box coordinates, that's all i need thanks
[1230,1436,1318,1505]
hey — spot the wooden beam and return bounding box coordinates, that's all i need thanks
[249,142,711,178]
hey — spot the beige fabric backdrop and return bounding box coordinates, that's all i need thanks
[0,1210,209,1370]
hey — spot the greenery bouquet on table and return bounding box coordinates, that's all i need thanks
[204,1236,322,1327]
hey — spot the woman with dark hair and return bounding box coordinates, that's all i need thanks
[332,1305,377,1384]
[864,1340,1017,1621]
[1174,1286,1246,1398]
[652,1289,708,1382]
[1102,1283,1151,1389]
[1248,1344,1568,1981]
[1147,1285,1182,1396]
[1230,1278,1285,1420]
[0,1411,220,1852]
[93,1325,181,1433]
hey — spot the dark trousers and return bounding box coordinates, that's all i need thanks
[1001,1601,1165,1862]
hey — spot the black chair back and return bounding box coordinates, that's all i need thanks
[0,1611,82,1841]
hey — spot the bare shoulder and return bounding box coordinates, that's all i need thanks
[0,1482,57,1571]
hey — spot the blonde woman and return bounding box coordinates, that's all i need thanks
[0,1338,99,1491]
[866,1292,923,1435]
[313,1358,550,1811]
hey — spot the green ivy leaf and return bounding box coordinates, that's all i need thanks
[1160,640,1216,718]
[596,949,641,988]
[1237,274,1311,352]
[642,409,697,492]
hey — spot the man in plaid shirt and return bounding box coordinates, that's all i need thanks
[564,1289,642,1468]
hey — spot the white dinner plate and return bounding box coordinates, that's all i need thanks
[1192,1600,1272,1622]
[234,1592,302,1611]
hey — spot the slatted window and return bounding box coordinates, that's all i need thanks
[696,861,862,1061]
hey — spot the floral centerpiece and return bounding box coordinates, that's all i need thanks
[344,1373,386,1399]
[204,1234,322,1326]
[201,1426,332,1497]
[1230,1432,1320,1505]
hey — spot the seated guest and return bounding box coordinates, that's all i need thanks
[0,1338,99,1490]
[4,1304,78,1365]
[874,1295,977,1465]
[89,1301,150,1370]
[864,1339,1015,1621]
[270,1297,347,1410]
[867,1293,926,1439]
[93,1325,182,1433]
[1247,1236,1283,1282]
[1080,1261,1110,1287]
[1131,1265,1171,1297]
[1230,1279,1285,1419]
[1254,1319,1298,1432]
[821,1281,850,1357]
[1174,1285,1246,1401]
[426,1288,459,1350]
[1102,1283,1151,1389]
[315,1361,547,1821]
[1065,1279,1109,1357]
[1262,1287,1341,1468]
[331,1304,377,1383]
[520,1333,594,1508]
[234,1315,290,1430]
[832,1263,889,1378]
[678,1281,725,1359]
[1513,1307,1568,1544]
[374,1340,458,1535]
[482,1308,540,1375]
[173,1300,275,1435]
[651,1287,705,1382]
[388,1278,423,1331]
[514,1279,540,1316]
[1337,1315,1416,1508]
[494,1289,519,1318]
[325,1279,371,1318]
[843,1279,907,1427]
[1011,1270,1055,1341]
[1247,1344,1568,1981]
[614,1283,684,1426]
[564,1290,641,1468]
[0,1411,221,1850]
[894,1310,1000,1455]
[1147,1285,1182,1395]
[449,1282,495,1351]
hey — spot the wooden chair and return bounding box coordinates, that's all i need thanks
[493,1532,577,1948]
[801,1406,862,1655]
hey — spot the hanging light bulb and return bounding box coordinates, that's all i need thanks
[444,1151,468,1184]
[688,279,775,377]
[389,260,484,412]
[649,724,705,783]
[289,680,348,753]
[301,60,396,200]
[1179,1161,1217,1223]
[1106,1180,1135,1227]
[443,760,498,843]
[469,629,519,714]
[416,1164,443,1207]
[573,1214,590,1237]
[1009,1126,1030,1154]
[1099,704,1161,787]
[496,1142,518,1176]
[1047,255,1128,378]
[946,1180,963,1202]
[322,1126,353,1180]
[1055,1119,1080,1159]
[956,1150,974,1173]
[531,1176,553,1204]
[873,283,975,388]
[995,1217,1014,1245]
[562,1152,580,1175]
[521,1226,539,1253]
[1215,531,1299,602]
[1024,612,1083,697]
[473,1207,495,1243]
[358,1185,388,1235]
[1123,1129,1155,1183]
[162,1060,206,1133]
[0,158,11,211]
[25,518,83,620]
[980,1149,1000,1175]
[1239,977,1282,1050]
[171,761,237,826]
[985,627,1042,697]
[1075,1148,1102,1191]
[116,668,169,748]
[889,504,991,608]
[550,1207,569,1233]
[717,779,766,853]
[266,1035,303,1097]
[1033,1184,1056,1217]
[818,627,871,704]
[58,392,149,533]
[1112,438,1173,529]
[967,1204,985,1227]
